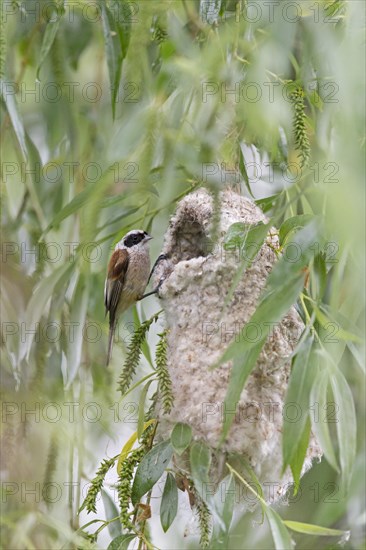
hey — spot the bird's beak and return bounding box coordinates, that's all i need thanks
[145,235,153,241]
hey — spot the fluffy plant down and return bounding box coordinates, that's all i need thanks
[153,188,321,501]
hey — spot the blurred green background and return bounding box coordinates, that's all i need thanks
[1,1,365,548]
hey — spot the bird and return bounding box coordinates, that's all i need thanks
[104,229,153,366]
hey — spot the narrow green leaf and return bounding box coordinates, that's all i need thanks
[64,13,93,70]
[307,87,324,111]
[223,221,267,251]
[101,490,122,539]
[131,440,173,505]
[220,473,235,532]
[36,10,62,80]
[107,534,136,550]
[24,132,44,197]
[100,0,131,118]
[211,474,236,549]
[133,307,154,368]
[290,417,311,491]
[222,273,307,366]
[226,463,293,549]
[238,145,255,198]
[255,194,280,214]
[223,222,248,249]
[311,253,327,299]
[190,442,211,500]
[329,368,356,489]
[223,222,270,308]
[100,2,123,118]
[266,508,294,549]
[279,214,314,246]
[240,457,265,514]
[109,0,132,58]
[310,369,339,472]
[317,304,363,344]
[65,274,89,388]
[43,180,103,234]
[21,262,74,361]
[101,193,131,209]
[137,380,154,440]
[117,419,156,474]
[220,343,264,443]
[1,78,28,159]
[171,422,192,456]
[283,520,350,539]
[347,341,365,374]
[97,205,144,234]
[220,223,321,441]
[140,331,154,366]
[190,442,211,482]
[160,473,178,532]
[283,337,315,470]
[23,131,47,227]
[267,221,321,288]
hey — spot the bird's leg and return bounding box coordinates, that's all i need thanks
[147,253,168,284]
[139,254,168,301]
[139,277,165,300]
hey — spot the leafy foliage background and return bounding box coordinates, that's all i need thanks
[0,0,365,549]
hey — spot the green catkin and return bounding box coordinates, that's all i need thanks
[195,493,212,548]
[117,425,155,530]
[155,330,173,414]
[82,457,116,514]
[140,422,155,448]
[118,314,158,395]
[145,391,158,422]
[117,448,145,530]
[291,87,311,168]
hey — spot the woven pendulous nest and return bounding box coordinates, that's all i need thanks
[153,188,321,501]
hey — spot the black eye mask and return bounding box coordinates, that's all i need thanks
[124,233,145,247]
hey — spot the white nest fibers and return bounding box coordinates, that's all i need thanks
[153,188,321,500]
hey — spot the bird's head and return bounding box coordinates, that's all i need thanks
[115,229,152,250]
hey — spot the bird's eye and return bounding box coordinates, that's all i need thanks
[124,233,144,247]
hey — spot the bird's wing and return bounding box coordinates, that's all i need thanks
[104,248,130,326]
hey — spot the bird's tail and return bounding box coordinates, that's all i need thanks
[106,322,116,367]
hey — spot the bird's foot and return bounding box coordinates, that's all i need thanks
[139,277,165,300]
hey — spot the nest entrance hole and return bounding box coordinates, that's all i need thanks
[170,220,213,264]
